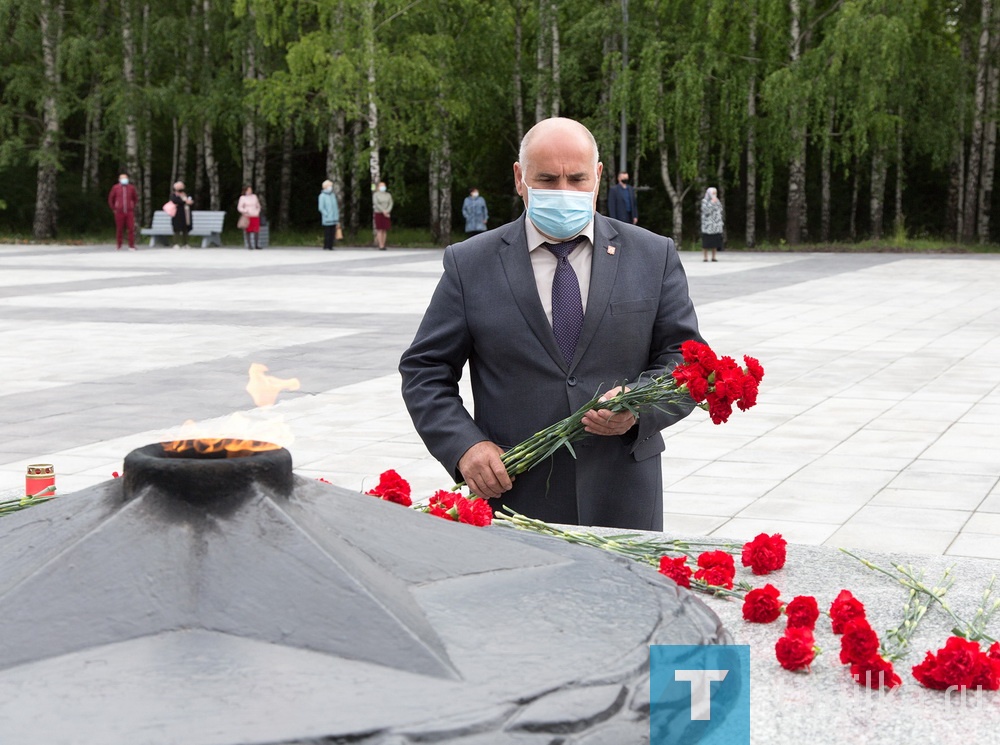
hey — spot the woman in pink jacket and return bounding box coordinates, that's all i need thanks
[237,185,263,250]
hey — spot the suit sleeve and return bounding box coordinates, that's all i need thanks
[399,246,489,476]
[629,236,704,453]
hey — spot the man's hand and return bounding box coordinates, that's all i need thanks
[458,441,512,499]
[582,385,636,436]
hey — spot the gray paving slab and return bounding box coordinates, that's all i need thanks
[2,243,999,557]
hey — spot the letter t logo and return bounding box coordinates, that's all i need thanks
[674,669,729,720]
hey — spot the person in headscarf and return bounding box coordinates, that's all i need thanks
[700,187,723,262]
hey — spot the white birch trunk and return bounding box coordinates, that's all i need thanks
[549,0,560,118]
[140,1,152,223]
[242,3,258,192]
[327,111,347,222]
[351,116,363,233]
[963,0,992,240]
[535,0,549,123]
[656,101,686,247]
[976,4,999,243]
[513,0,524,143]
[121,0,139,178]
[745,5,758,248]
[277,126,292,231]
[439,125,452,244]
[429,148,440,242]
[366,0,380,189]
[870,150,887,240]
[894,111,905,237]
[33,0,62,239]
[849,157,859,241]
[785,0,807,245]
[820,100,833,242]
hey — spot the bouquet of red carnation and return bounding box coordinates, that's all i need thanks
[457,340,764,492]
[426,490,493,526]
[671,340,765,424]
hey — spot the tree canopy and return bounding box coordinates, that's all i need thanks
[0,0,996,245]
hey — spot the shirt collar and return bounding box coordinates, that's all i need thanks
[525,216,595,253]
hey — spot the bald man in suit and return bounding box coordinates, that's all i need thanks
[400,117,703,530]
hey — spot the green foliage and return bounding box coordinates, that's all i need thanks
[0,0,995,245]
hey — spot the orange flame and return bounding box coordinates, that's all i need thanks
[161,437,281,458]
[246,363,300,407]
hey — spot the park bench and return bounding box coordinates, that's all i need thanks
[140,210,226,248]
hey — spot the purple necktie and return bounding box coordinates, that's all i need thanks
[545,236,585,366]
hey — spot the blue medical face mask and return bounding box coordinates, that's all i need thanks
[524,182,595,240]
[119,178,129,185]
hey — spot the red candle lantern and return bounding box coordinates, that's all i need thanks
[26,464,55,498]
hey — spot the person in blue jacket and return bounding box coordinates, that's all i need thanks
[318,180,340,250]
[462,187,489,236]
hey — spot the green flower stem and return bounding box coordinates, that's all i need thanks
[841,549,997,646]
[454,373,690,491]
[493,507,748,600]
[0,488,57,516]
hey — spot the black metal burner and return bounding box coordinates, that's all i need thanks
[122,440,293,509]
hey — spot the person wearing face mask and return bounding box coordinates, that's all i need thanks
[462,187,489,236]
[607,171,638,225]
[108,172,139,250]
[400,117,703,531]
[318,180,340,250]
[372,181,393,250]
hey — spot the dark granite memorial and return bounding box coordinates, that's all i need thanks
[0,441,733,744]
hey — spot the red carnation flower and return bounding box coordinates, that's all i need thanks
[456,495,493,526]
[972,652,1000,691]
[365,469,412,507]
[830,589,867,634]
[737,377,759,411]
[851,655,902,690]
[705,391,734,424]
[839,619,881,666]
[912,637,980,690]
[427,489,460,520]
[658,555,693,588]
[681,340,718,370]
[743,355,765,383]
[785,596,819,630]
[672,363,711,402]
[912,636,1000,691]
[742,584,783,624]
[694,550,736,589]
[741,533,787,575]
[775,627,816,672]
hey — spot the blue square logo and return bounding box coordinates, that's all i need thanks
[650,645,750,745]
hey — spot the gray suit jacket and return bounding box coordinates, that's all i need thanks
[399,213,703,529]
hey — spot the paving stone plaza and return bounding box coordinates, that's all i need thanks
[1,242,999,557]
[3,241,1000,742]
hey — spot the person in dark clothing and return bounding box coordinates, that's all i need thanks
[170,181,194,249]
[607,171,637,224]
